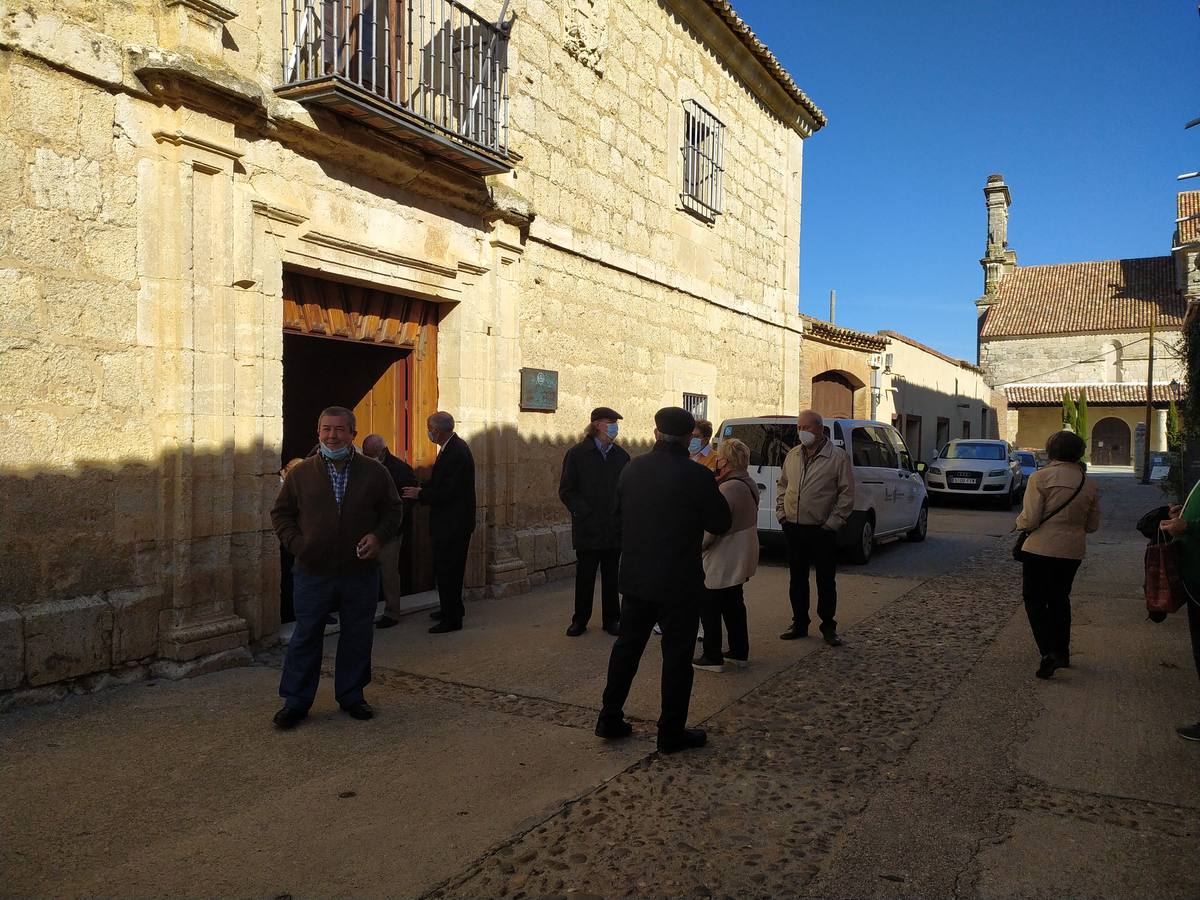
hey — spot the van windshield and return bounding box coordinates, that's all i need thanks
[721,422,798,467]
[944,442,1006,460]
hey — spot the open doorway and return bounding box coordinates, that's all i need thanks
[278,269,440,623]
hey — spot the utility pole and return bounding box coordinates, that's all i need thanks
[1141,314,1156,484]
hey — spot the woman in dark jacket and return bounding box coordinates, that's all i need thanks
[559,407,631,636]
[1161,480,1200,741]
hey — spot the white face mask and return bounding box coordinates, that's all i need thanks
[797,429,816,448]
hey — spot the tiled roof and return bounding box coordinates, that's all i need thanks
[803,315,888,351]
[980,257,1185,338]
[1178,191,1200,245]
[877,330,984,374]
[702,1,827,129]
[1004,382,1184,407]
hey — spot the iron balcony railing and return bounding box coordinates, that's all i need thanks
[279,0,510,162]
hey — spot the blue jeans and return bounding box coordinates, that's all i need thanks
[279,568,380,711]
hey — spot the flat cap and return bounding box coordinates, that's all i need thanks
[590,406,623,422]
[654,406,695,437]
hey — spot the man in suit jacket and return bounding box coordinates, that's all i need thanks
[596,407,731,754]
[362,434,419,630]
[271,407,404,729]
[402,411,476,633]
[559,406,630,637]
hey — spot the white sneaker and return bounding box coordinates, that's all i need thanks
[653,623,663,635]
[724,656,749,668]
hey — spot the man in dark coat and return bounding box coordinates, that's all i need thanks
[559,406,630,637]
[271,407,404,729]
[402,411,476,633]
[596,406,732,754]
[362,434,419,630]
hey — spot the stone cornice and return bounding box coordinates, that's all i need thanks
[663,0,822,137]
[163,0,238,26]
[299,231,461,279]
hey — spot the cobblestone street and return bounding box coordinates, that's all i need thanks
[2,473,1197,898]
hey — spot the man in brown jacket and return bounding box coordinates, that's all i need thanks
[776,409,855,646]
[271,406,404,729]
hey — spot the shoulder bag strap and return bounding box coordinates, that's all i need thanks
[1033,468,1087,531]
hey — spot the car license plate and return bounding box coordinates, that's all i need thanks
[949,475,974,484]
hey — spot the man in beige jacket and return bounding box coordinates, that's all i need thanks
[776,410,854,645]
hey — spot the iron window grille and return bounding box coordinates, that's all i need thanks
[681,100,724,220]
[683,392,709,421]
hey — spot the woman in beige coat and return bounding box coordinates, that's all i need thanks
[1015,430,1101,679]
[694,438,760,671]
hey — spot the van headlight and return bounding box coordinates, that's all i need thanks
[987,469,1007,478]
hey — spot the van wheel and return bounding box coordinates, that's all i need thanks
[907,503,928,542]
[850,515,874,564]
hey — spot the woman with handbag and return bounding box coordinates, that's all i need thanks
[1160,479,1200,741]
[1014,430,1101,679]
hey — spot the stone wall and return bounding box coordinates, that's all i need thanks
[980,330,1187,388]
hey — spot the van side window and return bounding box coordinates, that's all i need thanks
[881,427,913,470]
[869,427,899,468]
[851,426,890,467]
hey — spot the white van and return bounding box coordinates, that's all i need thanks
[715,416,929,564]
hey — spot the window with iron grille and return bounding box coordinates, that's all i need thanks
[682,392,709,421]
[681,100,724,220]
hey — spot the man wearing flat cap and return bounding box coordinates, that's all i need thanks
[596,406,732,754]
[559,406,630,637]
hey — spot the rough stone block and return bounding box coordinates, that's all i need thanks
[554,524,576,566]
[545,563,576,583]
[515,529,537,569]
[531,528,557,572]
[109,587,161,665]
[22,595,113,687]
[0,606,24,691]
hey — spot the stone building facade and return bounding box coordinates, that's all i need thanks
[976,175,1189,461]
[0,0,824,698]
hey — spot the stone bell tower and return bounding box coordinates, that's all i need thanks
[976,173,1018,361]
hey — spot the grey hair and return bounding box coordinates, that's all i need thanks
[428,411,455,432]
[362,434,386,454]
[657,431,690,446]
[319,406,357,432]
[798,409,824,428]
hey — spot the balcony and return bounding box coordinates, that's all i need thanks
[277,0,512,175]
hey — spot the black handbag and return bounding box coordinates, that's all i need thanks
[1013,468,1087,562]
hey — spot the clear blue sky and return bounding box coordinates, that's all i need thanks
[731,0,1199,362]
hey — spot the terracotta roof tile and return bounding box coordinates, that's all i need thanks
[980,257,1184,338]
[1004,382,1184,406]
[1177,191,1200,245]
[802,315,888,351]
[701,1,827,129]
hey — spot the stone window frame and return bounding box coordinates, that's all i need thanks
[680,99,725,222]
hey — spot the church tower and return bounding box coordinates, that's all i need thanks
[977,173,1017,360]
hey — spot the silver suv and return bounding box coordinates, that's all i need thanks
[925,439,1024,507]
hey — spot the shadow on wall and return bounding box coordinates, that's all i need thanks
[884,378,1000,462]
[0,427,668,700]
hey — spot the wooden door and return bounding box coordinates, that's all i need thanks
[812,372,855,419]
[1091,417,1131,466]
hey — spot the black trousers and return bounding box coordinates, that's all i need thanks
[701,584,749,661]
[1022,552,1082,659]
[1186,581,1200,687]
[599,593,699,738]
[432,532,471,622]
[783,522,838,633]
[573,548,621,627]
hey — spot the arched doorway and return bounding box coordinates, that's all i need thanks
[812,371,858,419]
[1091,417,1131,466]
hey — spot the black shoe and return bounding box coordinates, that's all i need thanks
[273,706,307,730]
[822,631,845,647]
[692,654,725,672]
[779,625,809,640]
[602,622,621,636]
[375,615,400,629]
[1035,655,1060,679]
[342,701,374,720]
[566,622,586,637]
[429,620,462,634]
[657,727,707,754]
[429,610,445,621]
[1176,722,1200,741]
[595,718,633,740]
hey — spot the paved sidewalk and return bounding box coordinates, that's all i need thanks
[0,473,1195,898]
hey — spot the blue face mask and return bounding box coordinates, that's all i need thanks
[689,437,703,454]
[428,431,438,444]
[606,423,619,439]
[319,442,351,461]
